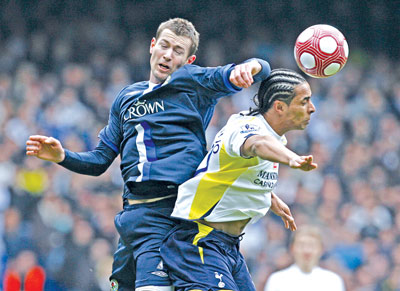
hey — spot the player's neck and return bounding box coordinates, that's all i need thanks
[264,113,287,136]
[296,263,315,273]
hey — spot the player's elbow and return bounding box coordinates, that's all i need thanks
[88,164,110,176]
[250,138,270,157]
[91,170,105,177]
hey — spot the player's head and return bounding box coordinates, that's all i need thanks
[252,69,308,114]
[156,18,199,56]
[290,225,323,273]
[251,68,315,133]
[150,18,199,83]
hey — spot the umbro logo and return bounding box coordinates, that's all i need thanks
[151,271,168,278]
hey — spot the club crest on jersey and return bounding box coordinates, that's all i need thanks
[110,279,119,291]
[214,272,225,288]
[124,99,165,120]
[240,123,259,134]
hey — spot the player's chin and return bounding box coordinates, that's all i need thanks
[154,72,169,83]
[294,124,307,131]
[301,121,310,129]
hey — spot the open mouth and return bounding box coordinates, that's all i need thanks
[159,64,170,71]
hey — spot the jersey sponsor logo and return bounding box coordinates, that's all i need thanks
[151,260,168,278]
[151,270,169,278]
[240,123,260,134]
[110,279,119,291]
[124,99,165,120]
[214,272,225,288]
[254,170,278,188]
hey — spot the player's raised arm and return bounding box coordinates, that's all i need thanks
[229,58,270,88]
[26,135,65,163]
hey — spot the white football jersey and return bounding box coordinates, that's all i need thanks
[171,111,287,224]
[264,264,346,291]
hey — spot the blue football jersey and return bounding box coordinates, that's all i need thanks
[99,60,270,199]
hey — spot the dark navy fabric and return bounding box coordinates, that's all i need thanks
[57,60,270,200]
[55,59,271,290]
[59,140,117,175]
[98,60,270,200]
[100,64,240,200]
[160,221,256,291]
[110,196,179,289]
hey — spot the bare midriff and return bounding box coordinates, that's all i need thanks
[200,218,251,236]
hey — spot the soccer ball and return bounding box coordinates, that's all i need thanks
[294,24,349,78]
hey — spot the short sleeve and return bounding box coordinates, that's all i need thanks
[224,118,265,157]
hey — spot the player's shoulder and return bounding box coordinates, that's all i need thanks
[120,81,148,97]
[165,65,199,87]
[227,111,261,124]
[111,81,148,103]
[173,63,230,79]
[171,64,200,77]
[314,266,344,281]
[225,112,265,132]
[270,264,296,277]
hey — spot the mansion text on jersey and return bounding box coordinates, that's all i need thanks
[253,170,278,188]
[124,100,165,120]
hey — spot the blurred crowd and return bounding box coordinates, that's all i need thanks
[0,1,399,290]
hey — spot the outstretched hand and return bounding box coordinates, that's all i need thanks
[229,60,262,88]
[26,135,65,163]
[289,155,317,171]
[270,193,296,231]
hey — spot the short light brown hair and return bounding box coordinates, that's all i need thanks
[156,18,200,56]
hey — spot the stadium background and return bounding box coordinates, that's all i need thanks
[0,0,399,290]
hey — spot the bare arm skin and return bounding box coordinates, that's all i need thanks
[241,134,317,171]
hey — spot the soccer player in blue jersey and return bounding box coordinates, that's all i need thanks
[160,69,318,291]
[25,18,271,291]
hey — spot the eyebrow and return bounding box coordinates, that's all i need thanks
[299,96,311,103]
[159,39,185,51]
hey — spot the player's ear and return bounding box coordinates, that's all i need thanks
[186,55,196,64]
[274,100,286,113]
[150,37,156,54]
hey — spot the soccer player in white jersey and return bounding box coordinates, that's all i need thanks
[160,69,318,291]
[264,225,346,291]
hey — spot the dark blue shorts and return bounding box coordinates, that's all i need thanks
[160,221,256,291]
[110,196,178,290]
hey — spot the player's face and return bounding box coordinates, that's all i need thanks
[284,82,315,131]
[149,29,196,84]
[292,234,322,271]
